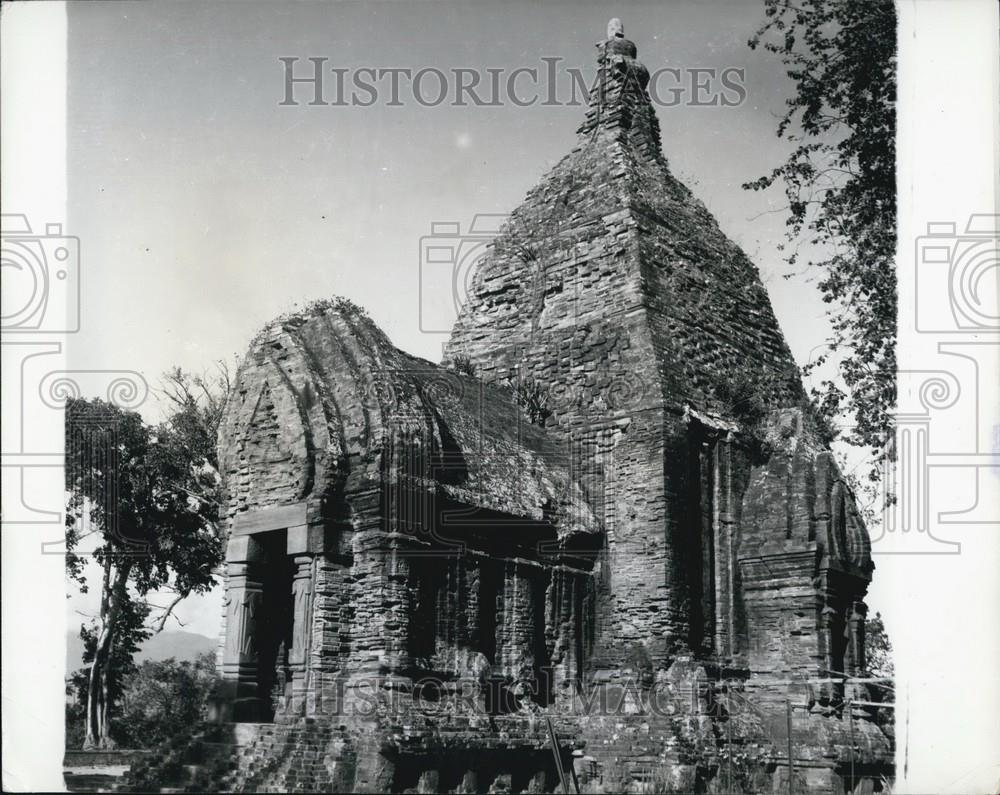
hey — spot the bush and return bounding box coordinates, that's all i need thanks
[504,376,552,427]
[450,355,477,377]
[113,652,220,749]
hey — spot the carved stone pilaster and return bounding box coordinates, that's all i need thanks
[285,522,327,715]
[548,566,580,702]
[848,600,867,676]
[499,560,539,701]
[383,535,415,678]
[223,563,264,666]
[818,604,838,704]
[221,535,265,721]
[288,554,315,715]
[290,555,314,666]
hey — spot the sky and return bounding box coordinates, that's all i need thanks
[65,0,855,639]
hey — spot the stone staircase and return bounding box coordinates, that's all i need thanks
[117,723,260,793]
[225,719,355,792]
[116,720,356,793]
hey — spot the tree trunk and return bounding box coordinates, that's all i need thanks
[84,560,131,749]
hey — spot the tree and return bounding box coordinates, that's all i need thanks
[745,0,897,489]
[865,610,893,679]
[864,611,894,737]
[67,650,219,750]
[152,365,231,630]
[115,653,219,749]
[65,600,150,749]
[65,365,228,748]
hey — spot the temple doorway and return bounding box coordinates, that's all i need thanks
[255,530,295,721]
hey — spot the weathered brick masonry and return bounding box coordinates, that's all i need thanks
[126,19,893,795]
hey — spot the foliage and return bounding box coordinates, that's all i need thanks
[865,610,894,679]
[65,696,86,750]
[303,295,370,320]
[65,599,150,749]
[115,652,219,749]
[745,0,897,486]
[717,740,771,795]
[715,368,791,435]
[599,761,631,794]
[449,354,477,378]
[67,646,219,752]
[504,375,552,427]
[64,394,222,605]
[159,368,226,486]
[714,365,836,450]
[836,456,879,528]
[64,364,228,748]
[710,687,774,795]
[863,610,895,740]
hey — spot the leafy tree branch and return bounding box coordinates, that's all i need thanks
[746,0,897,491]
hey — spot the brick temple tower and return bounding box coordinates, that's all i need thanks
[444,16,816,676]
[126,19,894,795]
[446,16,880,690]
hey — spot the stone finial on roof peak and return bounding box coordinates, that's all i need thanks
[600,18,639,61]
[573,16,657,152]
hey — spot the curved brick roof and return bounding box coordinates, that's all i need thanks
[217,299,598,537]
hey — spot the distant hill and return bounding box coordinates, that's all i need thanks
[140,630,217,663]
[66,629,216,671]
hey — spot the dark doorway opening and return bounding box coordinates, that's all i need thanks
[476,559,499,664]
[256,530,294,721]
[686,426,716,656]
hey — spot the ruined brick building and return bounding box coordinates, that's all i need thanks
[129,19,894,795]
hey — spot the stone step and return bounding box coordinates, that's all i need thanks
[199,741,236,749]
[187,741,237,764]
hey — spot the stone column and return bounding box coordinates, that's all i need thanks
[818,603,838,704]
[383,534,416,680]
[525,770,549,794]
[563,571,579,689]
[287,555,314,714]
[847,600,867,676]
[287,523,325,715]
[488,772,513,793]
[547,567,579,703]
[221,535,265,721]
[495,559,538,704]
[416,770,440,794]
[456,770,478,794]
[509,561,534,669]
[714,437,735,658]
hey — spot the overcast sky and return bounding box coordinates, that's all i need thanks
[66,0,853,639]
